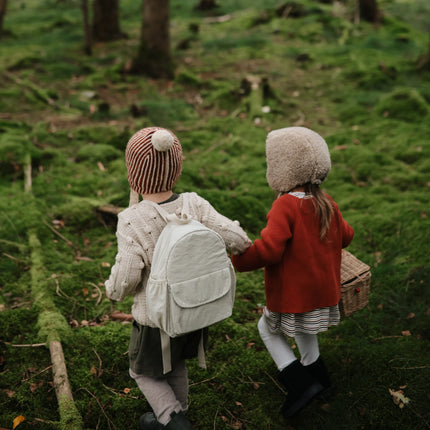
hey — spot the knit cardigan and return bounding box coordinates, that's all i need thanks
[232,193,354,313]
[105,192,252,326]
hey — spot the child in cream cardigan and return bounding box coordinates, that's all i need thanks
[105,127,251,430]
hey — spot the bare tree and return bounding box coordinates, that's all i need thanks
[131,0,174,79]
[358,0,382,23]
[0,0,8,37]
[92,0,123,42]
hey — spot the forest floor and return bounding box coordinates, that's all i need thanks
[0,0,429,429]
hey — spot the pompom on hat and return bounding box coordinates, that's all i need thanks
[265,126,331,193]
[125,127,183,204]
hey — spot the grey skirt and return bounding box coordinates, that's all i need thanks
[263,305,340,337]
[129,321,208,378]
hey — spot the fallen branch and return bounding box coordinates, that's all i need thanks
[24,154,84,430]
[97,204,123,216]
[203,14,231,24]
[110,310,133,322]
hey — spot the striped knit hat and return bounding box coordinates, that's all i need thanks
[125,127,183,199]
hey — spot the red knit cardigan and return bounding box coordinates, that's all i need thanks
[232,194,354,313]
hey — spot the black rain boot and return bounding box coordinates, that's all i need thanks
[305,356,334,399]
[278,359,324,418]
[164,411,194,430]
[139,412,163,430]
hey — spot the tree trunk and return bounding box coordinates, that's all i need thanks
[131,0,174,79]
[81,0,92,55]
[0,0,7,37]
[417,38,430,70]
[195,0,218,11]
[92,0,123,42]
[358,0,381,23]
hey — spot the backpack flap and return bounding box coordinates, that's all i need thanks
[170,266,234,308]
[166,265,236,337]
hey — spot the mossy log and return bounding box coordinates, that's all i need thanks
[24,154,84,430]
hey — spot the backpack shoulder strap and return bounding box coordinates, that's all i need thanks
[141,199,170,223]
[180,193,190,217]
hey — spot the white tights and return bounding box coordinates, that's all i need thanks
[129,360,188,425]
[258,316,320,370]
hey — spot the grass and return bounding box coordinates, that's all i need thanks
[0,0,429,429]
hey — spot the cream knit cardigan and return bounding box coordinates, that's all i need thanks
[105,192,252,327]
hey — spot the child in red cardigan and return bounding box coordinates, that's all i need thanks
[232,127,354,420]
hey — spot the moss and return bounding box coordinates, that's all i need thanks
[76,144,122,163]
[1,0,430,428]
[58,396,84,430]
[375,88,429,121]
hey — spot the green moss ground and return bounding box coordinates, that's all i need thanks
[0,0,429,428]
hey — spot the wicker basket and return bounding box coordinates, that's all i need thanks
[339,250,371,318]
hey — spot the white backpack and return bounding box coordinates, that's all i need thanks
[144,194,236,373]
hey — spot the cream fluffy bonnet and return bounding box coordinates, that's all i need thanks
[265,126,331,192]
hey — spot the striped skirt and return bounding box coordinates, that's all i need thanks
[263,305,340,337]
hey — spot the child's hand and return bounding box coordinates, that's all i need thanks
[232,239,252,255]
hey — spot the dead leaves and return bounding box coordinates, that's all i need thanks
[389,387,410,409]
[12,416,25,429]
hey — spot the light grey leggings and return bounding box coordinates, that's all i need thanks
[258,315,320,370]
[129,360,188,425]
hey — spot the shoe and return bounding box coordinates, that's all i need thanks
[164,411,194,429]
[139,412,163,430]
[278,360,324,418]
[305,356,334,399]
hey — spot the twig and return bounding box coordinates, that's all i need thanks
[2,252,26,263]
[102,383,140,400]
[93,348,103,370]
[22,365,53,382]
[55,278,70,299]
[392,365,430,370]
[89,282,103,306]
[189,364,226,387]
[213,408,219,430]
[7,342,46,347]
[33,417,59,427]
[263,370,286,394]
[42,219,75,247]
[371,335,403,342]
[24,156,32,192]
[78,388,117,430]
